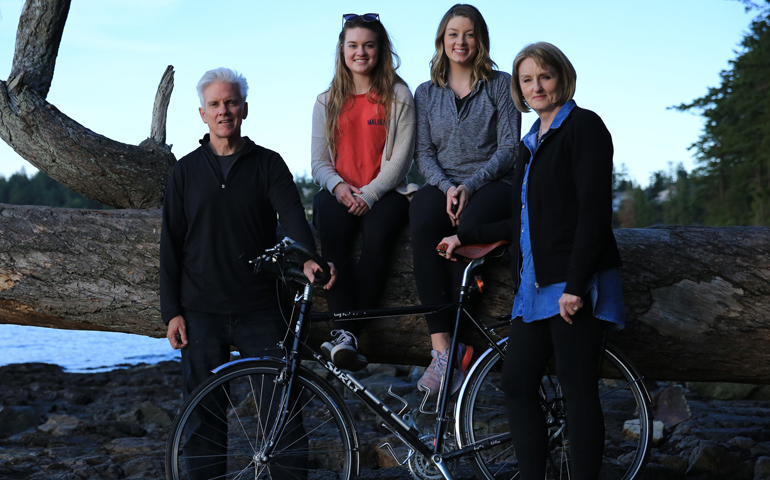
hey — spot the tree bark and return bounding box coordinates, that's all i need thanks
[149,66,174,146]
[0,204,768,384]
[0,0,177,209]
[8,0,71,99]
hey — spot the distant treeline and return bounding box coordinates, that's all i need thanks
[0,156,755,229]
[0,164,426,217]
[614,163,700,228]
[3,1,768,230]
[0,170,108,209]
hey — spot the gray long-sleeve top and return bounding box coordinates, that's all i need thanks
[413,71,521,195]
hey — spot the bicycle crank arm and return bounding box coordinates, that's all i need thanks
[431,455,456,480]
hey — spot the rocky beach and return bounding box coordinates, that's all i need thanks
[1,360,770,480]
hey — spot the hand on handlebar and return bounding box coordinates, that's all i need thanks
[437,235,462,261]
[304,260,337,289]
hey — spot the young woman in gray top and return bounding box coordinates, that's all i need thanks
[410,3,520,395]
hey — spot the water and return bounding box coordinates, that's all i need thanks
[0,324,180,373]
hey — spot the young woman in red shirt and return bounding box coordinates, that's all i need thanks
[311,13,417,371]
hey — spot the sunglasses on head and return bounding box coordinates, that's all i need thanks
[342,13,380,27]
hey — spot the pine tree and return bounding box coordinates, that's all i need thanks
[673,3,770,225]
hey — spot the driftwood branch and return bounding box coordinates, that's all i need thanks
[0,0,176,209]
[149,66,174,145]
[0,204,768,384]
[8,0,71,99]
[0,81,176,209]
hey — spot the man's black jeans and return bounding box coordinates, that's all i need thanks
[180,308,307,480]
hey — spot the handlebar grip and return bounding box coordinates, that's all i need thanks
[284,241,332,286]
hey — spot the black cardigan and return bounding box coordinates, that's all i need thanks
[159,136,315,324]
[458,106,622,296]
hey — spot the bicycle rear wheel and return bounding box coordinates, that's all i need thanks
[456,341,652,480]
[165,359,358,480]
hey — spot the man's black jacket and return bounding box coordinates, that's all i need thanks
[160,136,314,324]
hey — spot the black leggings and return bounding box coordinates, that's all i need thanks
[409,182,512,334]
[500,310,605,480]
[313,189,409,333]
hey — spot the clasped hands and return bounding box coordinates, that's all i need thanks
[446,185,470,227]
[333,183,370,216]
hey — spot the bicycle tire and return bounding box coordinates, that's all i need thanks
[456,340,652,480]
[166,358,359,480]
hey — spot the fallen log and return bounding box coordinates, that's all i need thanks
[0,203,768,383]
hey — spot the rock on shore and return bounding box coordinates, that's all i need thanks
[1,360,769,480]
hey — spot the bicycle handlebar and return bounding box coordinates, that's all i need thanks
[284,239,332,285]
[250,238,332,286]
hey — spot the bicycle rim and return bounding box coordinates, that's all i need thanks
[456,342,652,480]
[166,360,358,480]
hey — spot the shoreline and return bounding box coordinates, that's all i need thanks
[1,361,769,479]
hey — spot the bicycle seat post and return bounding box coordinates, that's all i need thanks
[431,256,486,454]
[460,257,485,293]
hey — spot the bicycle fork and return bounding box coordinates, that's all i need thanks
[257,284,314,465]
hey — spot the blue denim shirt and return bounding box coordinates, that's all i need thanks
[512,100,625,330]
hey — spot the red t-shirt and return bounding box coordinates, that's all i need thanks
[334,94,386,189]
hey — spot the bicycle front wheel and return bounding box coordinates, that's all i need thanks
[166,359,359,480]
[456,341,652,480]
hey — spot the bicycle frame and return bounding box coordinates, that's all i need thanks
[255,256,508,480]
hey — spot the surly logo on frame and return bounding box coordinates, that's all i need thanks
[326,360,363,393]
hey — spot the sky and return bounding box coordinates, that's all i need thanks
[0,0,756,188]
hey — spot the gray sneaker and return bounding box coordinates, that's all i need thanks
[321,330,368,372]
[417,343,473,396]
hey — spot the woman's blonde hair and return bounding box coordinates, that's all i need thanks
[429,4,496,90]
[510,42,577,113]
[324,17,405,158]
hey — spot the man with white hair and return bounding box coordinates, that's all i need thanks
[160,67,331,479]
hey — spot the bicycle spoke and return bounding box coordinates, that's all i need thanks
[223,381,258,454]
[167,361,356,480]
[457,342,651,480]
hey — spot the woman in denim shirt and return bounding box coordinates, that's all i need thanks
[440,42,624,480]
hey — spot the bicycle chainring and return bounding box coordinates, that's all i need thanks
[407,434,458,480]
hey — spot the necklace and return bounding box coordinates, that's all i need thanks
[453,88,470,100]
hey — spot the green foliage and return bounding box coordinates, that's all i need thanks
[615,163,702,228]
[672,6,770,225]
[294,174,319,221]
[0,170,108,209]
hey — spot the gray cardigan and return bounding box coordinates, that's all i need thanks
[413,71,521,195]
[311,82,418,208]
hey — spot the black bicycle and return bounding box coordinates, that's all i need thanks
[165,238,652,480]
